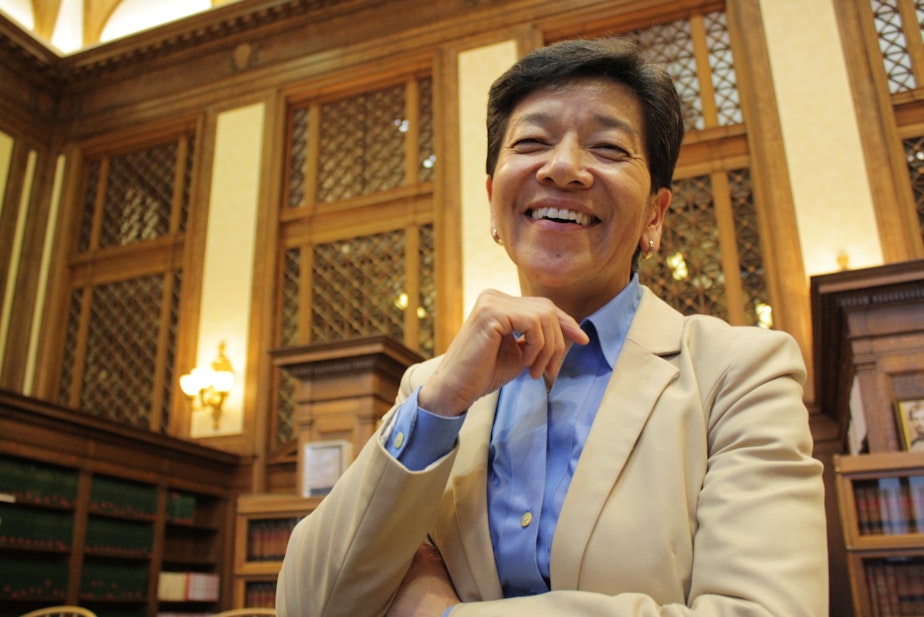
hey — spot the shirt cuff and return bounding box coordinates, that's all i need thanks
[385,386,464,471]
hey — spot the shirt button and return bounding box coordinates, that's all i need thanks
[393,432,405,448]
[520,512,533,528]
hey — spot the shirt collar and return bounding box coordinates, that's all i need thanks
[581,274,643,369]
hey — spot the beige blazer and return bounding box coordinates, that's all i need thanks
[277,288,828,617]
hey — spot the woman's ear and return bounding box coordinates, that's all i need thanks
[649,187,672,229]
[643,187,672,250]
[487,175,497,231]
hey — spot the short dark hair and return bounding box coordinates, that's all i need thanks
[485,37,685,192]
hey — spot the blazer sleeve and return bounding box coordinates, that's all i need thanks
[276,360,457,617]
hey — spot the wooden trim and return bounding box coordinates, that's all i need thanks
[834,0,924,262]
[726,0,812,379]
[243,91,287,489]
[710,170,746,325]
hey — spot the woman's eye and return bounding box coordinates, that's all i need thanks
[596,143,631,158]
[511,138,547,151]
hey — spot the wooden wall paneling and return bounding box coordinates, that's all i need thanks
[0,139,30,310]
[725,0,813,382]
[32,144,83,401]
[833,0,924,263]
[242,89,288,491]
[432,42,461,354]
[1,146,56,392]
[270,336,423,495]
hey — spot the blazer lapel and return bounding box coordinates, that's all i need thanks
[435,390,505,599]
[549,289,683,589]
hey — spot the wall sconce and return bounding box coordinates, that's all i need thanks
[179,341,235,429]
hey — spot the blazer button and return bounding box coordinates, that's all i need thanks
[520,512,533,528]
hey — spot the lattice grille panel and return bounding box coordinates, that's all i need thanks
[99,142,178,248]
[311,230,406,343]
[631,18,703,132]
[274,247,301,447]
[903,135,924,243]
[160,271,182,431]
[639,175,727,319]
[179,137,195,233]
[418,223,435,356]
[418,77,436,183]
[275,369,298,447]
[287,107,310,210]
[872,0,919,93]
[57,289,84,406]
[280,247,301,346]
[81,275,165,428]
[728,169,770,327]
[78,161,100,253]
[316,84,406,202]
[705,11,742,126]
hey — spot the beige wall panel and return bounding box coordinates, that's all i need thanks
[190,102,265,438]
[459,40,520,316]
[760,0,881,276]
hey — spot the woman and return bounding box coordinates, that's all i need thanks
[276,37,828,617]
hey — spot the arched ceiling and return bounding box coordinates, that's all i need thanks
[0,0,236,53]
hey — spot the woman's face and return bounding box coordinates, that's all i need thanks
[488,78,671,319]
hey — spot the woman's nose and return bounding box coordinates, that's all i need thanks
[538,139,593,188]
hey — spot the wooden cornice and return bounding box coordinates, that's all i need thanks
[0,0,387,86]
[0,11,63,87]
[60,0,386,81]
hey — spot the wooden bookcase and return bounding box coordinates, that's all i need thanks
[0,390,240,617]
[835,451,924,616]
[232,494,322,607]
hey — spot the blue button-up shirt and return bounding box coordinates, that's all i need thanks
[386,275,642,598]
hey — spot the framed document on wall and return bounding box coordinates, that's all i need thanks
[300,440,353,497]
[897,399,924,452]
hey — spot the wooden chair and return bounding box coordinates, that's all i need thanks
[19,607,97,617]
[211,609,276,617]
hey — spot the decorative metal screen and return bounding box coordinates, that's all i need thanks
[627,11,741,132]
[310,229,407,342]
[641,175,729,321]
[100,143,176,247]
[59,132,194,432]
[639,169,769,328]
[275,72,436,448]
[903,135,924,243]
[870,0,923,94]
[81,275,165,428]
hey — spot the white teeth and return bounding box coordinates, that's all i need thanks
[530,206,592,226]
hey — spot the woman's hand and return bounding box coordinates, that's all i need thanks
[419,289,588,417]
[386,543,460,617]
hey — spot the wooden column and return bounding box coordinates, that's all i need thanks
[270,336,424,491]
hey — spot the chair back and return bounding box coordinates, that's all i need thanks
[211,609,276,617]
[19,607,97,617]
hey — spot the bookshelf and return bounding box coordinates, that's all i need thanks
[0,389,240,617]
[835,451,924,616]
[232,494,322,608]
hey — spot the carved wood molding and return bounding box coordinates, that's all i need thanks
[810,259,924,446]
[0,0,385,85]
